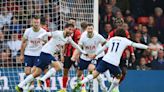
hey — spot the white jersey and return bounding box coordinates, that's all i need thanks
[79,31,106,61]
[41,31,71,55]
[24,27,47,56]
[102,37,148,66]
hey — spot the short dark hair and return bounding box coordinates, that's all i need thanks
[64,23,74,28]
[87,23,94,27]
[33,15,40,19]
[81,21,88,30]
[69,18,76,21]
[40,16,46,25]
[114,28,126,37]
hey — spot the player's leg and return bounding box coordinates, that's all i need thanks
[15,67,42,92]
[96,58,108,92]
[23,55,35,91]
[58,56,74,92]
[40,61,62,82]
[43,67,51,91]
[74,59,108,91]
[25,66,37,91]
[107,63,122,92]
[39,52,62,83]
[76,58,91,92]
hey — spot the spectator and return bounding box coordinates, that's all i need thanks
[9,16,23,34]
[0,31,8,52]
[7,33,21,62]
[154,7,164,43]
[137,57,151,70]
[103,4,114,26]
[133,32,145,67]
[109,0,121,14]
[0,7,13,29]
[125,14,135,31]
[101,23,112,39]
[115,10,123,18]
[141,25,151,45]
[147,16,158,37]
[0,48,11,67]
[149,36,163,59]
[151,50,164,70]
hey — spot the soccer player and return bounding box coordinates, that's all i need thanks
[58,18,81,92]
[73,28,155,92]
[108,17,135,92]
[15,23,86,92]
[19,16,47,91]
[75,24,108,92]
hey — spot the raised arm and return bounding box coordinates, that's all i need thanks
[68,37,86,54]
[38,32,52,39]
[131,42,148,49]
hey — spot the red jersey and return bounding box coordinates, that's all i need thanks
[108,29,134,59]
[64,28,81,57]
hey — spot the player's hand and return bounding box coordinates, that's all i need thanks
[148,46,157,51]
[131,53,136,63]
[88,54,96,59]
[61,56,64,63]
[19,55,24,62]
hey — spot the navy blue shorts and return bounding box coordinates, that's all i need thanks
[96,57,103,67]
[78,58,92,70]
[36,52,56,71]
[24,55,39,67]
[96,60,122,77]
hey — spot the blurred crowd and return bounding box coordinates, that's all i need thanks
[0,0,164,70]
[99,0,164,70]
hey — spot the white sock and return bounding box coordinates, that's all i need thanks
[40,68,56,81]
[29,85,35,90]
[97,74,107,91]
[81,75,94,84]
[18,74,34,88]
[104,70,113,83]
[108,78,119,92]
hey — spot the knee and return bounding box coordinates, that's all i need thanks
[77,70,83,78]
[25,69,31,75]
[116,73,122,79]
[88,64,95,72]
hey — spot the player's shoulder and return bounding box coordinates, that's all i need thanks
[39,28,47,32]
[110,36,128,41]
[25,27,32,32]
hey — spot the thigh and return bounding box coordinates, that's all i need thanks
[78,58,91,70]
[63,56,75,69]
[96,60,108,73]
[24,55,34,67]
[36,52,56,71]
[108,63,122,77]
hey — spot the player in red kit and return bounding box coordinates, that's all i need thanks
[58,18,81,92]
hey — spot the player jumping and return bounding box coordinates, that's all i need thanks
[73,28,155,92]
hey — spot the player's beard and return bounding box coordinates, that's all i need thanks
[87,31,93,38]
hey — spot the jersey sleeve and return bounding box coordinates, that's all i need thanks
[124,38,133,46]
[23,29,28,39]
[98,34,106,44]
[78,35,84,46]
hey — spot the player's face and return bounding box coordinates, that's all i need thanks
[68,19,76,27]
[65,26,74,36]
[86,26,94,34]
[32,19,41,29]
